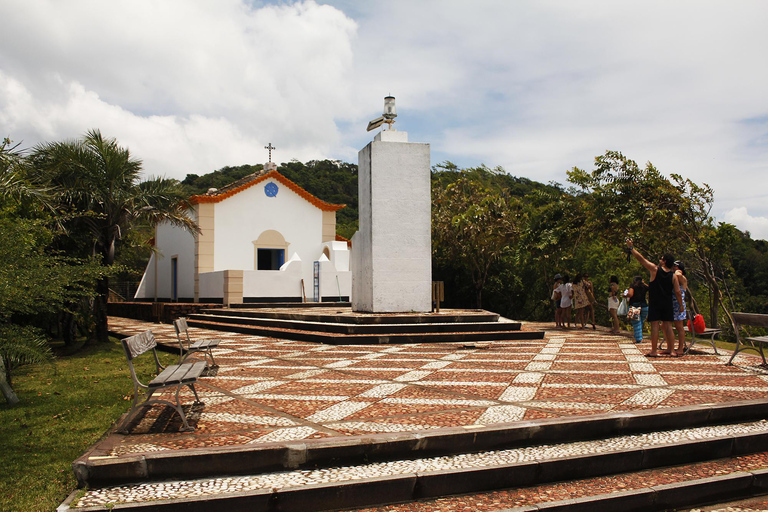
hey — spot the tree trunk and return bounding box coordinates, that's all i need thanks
[0,357,19,406]
[93,275,110,343]
[703,271,721,329]
[61,310,78,346]
[91,238,115,344]
[710,281,721,329]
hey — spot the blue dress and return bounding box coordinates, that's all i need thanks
[672,289,687,321]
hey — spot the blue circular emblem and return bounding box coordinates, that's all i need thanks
[265,182,278,197]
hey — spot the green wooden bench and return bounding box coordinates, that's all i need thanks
[118,330,205,433]
[173,317,221,368]
[727,312,768,366]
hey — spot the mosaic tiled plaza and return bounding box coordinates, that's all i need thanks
[64,316,768,511]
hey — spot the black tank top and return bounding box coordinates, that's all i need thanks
[630,283,648,307]
[649,266,673,314]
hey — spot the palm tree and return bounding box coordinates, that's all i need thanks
[30,129,198,343]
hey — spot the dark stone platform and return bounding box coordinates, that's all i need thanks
[186,306,545,344]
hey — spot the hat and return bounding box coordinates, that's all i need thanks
[553,274,562,281]
[674,261,686,273]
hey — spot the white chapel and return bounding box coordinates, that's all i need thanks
[134,164,352,305]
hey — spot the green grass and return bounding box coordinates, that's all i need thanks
[0,337,174,512]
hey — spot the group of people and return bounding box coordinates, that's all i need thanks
[551,273,596,329]
[552,238,691,357]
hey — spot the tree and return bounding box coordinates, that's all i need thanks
[432,168,522,308]
[0,216,103,404]
[568,150,733,327]
[29,129,198,343]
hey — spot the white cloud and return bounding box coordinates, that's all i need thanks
[723,208,768,242]
[2,0,768,239]
[0,0,357,177]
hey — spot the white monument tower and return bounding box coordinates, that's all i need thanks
[352,96,432,313]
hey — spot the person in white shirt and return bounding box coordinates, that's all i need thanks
[557,274,573,329]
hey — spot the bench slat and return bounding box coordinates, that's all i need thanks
[149,362,206,388]
[684,327,721,334]
[191,339,220,350]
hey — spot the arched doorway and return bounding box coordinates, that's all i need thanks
[252,230,290,270]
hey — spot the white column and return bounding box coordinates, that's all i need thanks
[353,131,431,312]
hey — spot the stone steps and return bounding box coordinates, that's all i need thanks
[186,317,543,344]
[62,401,768,511]
[184,306,543,345]
[187,313,521,335]
[63,422,768,511]
[503,472,768,512]
[202,307,501,324]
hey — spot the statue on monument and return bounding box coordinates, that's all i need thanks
[352,96,432,313]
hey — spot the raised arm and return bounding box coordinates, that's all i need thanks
[626,238,656,274]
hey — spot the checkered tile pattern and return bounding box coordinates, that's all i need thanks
[103,317,768,456]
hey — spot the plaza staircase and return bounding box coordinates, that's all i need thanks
[183,304,546,344]
[64,400,768,511]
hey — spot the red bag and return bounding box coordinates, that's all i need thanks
[688,314,706,334]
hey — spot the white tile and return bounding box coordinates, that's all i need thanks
[233,381,287,394]
[200,413,296,426]
[358,383,407,398]
[634,374,668,386]
[420,361,451,369]
[307,401,372,422]
[498,386,537,402]
[525,362,552,371]
[513,372,545,384]
[254,426,317,443]
[393,370,433,382]
[629,363,657,373]
[381,397,496,406]
[251,394,349,401]
[285,369,328,379]
[476,405,527,425]
[621,388,675,406]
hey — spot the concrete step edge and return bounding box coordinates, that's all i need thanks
[502,468,768,511]
[201,308,500,325]
[187,313,522,334]
[63,442,768,511]
[73,400,768,488]
[185,319,541,343]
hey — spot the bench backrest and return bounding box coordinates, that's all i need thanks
[174,318,191,351]
[174,317,189,334]
[732,312,768,329]
[121,330,157,361]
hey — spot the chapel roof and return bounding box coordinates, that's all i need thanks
[189,169,346,212]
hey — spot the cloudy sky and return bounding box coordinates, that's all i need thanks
[2,0,767,239]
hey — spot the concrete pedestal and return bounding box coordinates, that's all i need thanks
[352,131,431,312]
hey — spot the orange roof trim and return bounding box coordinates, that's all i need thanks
[335,233,352,248]
[189,170,346,212]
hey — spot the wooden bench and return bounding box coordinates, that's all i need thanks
[118,330,205,433]
[173,317,221,368]
[727,312,768,366]
[683,326,721,355]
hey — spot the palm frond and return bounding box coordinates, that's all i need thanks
[0,324,53,369]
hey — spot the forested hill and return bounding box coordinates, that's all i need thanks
[180,157,768,320]
[182,160,359,239]
[180,160,557,240]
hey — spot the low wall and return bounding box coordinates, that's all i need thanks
[107,302,224,324]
